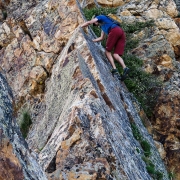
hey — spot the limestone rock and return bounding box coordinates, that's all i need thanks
[77,0,95,8]
[29,66,48,95]
[26,26,169,179]
[0,73,47,180]
[97,0,130,7]
[0,136,24,180]
[154,141,167,160]
[0,22,15,47]
[118,0,180,176]
[0,0,83,109]
[78,0,131,8]
[154,73,180,177]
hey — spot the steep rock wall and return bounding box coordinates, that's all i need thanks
[117,0,180,177]
[0,73,47,179]
[27,27,169,179]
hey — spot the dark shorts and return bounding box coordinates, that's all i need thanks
[106,27,126,56]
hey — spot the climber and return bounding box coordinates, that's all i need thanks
[81,14,130,80]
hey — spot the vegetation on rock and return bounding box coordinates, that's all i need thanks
[131,123,163,180]
[20,110,32,138]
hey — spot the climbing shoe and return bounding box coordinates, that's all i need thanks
[121,67,130,81]
[123,67,130,76]
[111,69,121,80]
[111,68,118,74]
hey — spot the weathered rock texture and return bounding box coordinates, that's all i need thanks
[0,0,180,179]
[117,0,180,178]
[0,73,47,179]
[27,27,168,179]
[78,0,131,8]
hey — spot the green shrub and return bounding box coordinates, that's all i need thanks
[141,140,151,157]
[2,10,7,20]
[142,156,164,179]
[147,167,164,179]
[168,172,176,179]
[146,163,155,174]
[119,20,161,118]
[132,125,164,179]
[121,20,154,34]
[136,148,140,153]
[131,124,151,156]
[156,171,164,180]
[83,7,118,21]
[131,123,142,141]
[119,53,162,117]
[20,111,32,138]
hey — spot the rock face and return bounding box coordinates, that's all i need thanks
[0,0,180,179]
[118,0,180,177]
[154,77,180,180]
[0,73,47,179]
[78,0,131,8]
[28,27,168,179]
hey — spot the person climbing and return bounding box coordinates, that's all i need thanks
[81,14,130,80]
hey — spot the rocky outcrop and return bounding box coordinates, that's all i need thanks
[0,0,180,179]
[154,76,180,180]
[0,0,83,111]
[26,26,168,179]
[117,0,180,177]
[78,0,131,8]
[0,73,47,179]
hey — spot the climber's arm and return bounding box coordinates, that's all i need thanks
[93,31,105,42]
[81,18,98,28]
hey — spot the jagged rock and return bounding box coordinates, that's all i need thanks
[131,32,176,81]
[0,0,83,109]
[97,0,129,7]
[118,0,180,59]
[0,73,47,180]
[29,65,48,95]
[78,0,129,8]
[26,26,169,179]
[78,0,95,8]
[0,22,15,47]
[118,0,180,176]
[153,74,180,178]
[0,136,24,180]
[154,141,167,160]
[35,52,57,74]
[119,0,178,18]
